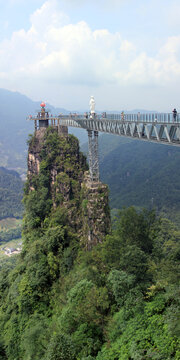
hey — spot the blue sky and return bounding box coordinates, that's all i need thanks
[0,0,180,111]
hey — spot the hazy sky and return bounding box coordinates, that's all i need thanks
[0,0,180,111]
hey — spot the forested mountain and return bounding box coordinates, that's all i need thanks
[0,167,23,219]
[90,134,180,223]
[81,133,180,223]
[0,128,179,359]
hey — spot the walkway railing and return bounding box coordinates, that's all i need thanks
[27,110,180,182]
[58,112,180,124]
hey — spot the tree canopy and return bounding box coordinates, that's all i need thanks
[0,130,179,359]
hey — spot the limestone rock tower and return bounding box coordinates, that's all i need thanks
[27,103,111,249]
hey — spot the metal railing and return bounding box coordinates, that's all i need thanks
[57,112,180,124]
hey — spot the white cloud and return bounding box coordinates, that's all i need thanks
[0,0,180,105]
[30,0,69,32]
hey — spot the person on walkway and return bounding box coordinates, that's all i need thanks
[172,108,177,122]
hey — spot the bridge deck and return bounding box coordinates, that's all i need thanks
[59,114,180,147]
[27,112,180,147]
[27,111,180,182]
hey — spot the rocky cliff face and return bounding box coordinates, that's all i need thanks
[27,127,111,248]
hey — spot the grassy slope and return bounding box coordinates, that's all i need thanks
[0,218,21,230]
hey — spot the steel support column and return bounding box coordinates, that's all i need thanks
[87,130,99,182]
[34,119,37,131]
[94,131,99,181]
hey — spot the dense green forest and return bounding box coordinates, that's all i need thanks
[0,227,21,244]
[0,167,23,220]
[95,134,180,225]
[0,130,179,359]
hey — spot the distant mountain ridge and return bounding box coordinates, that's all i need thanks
[0,88,87,173]
[0,88,161,175]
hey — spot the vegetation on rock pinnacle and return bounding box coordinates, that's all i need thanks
[0,129,179,359]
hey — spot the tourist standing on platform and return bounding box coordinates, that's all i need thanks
[172,108,177,121]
